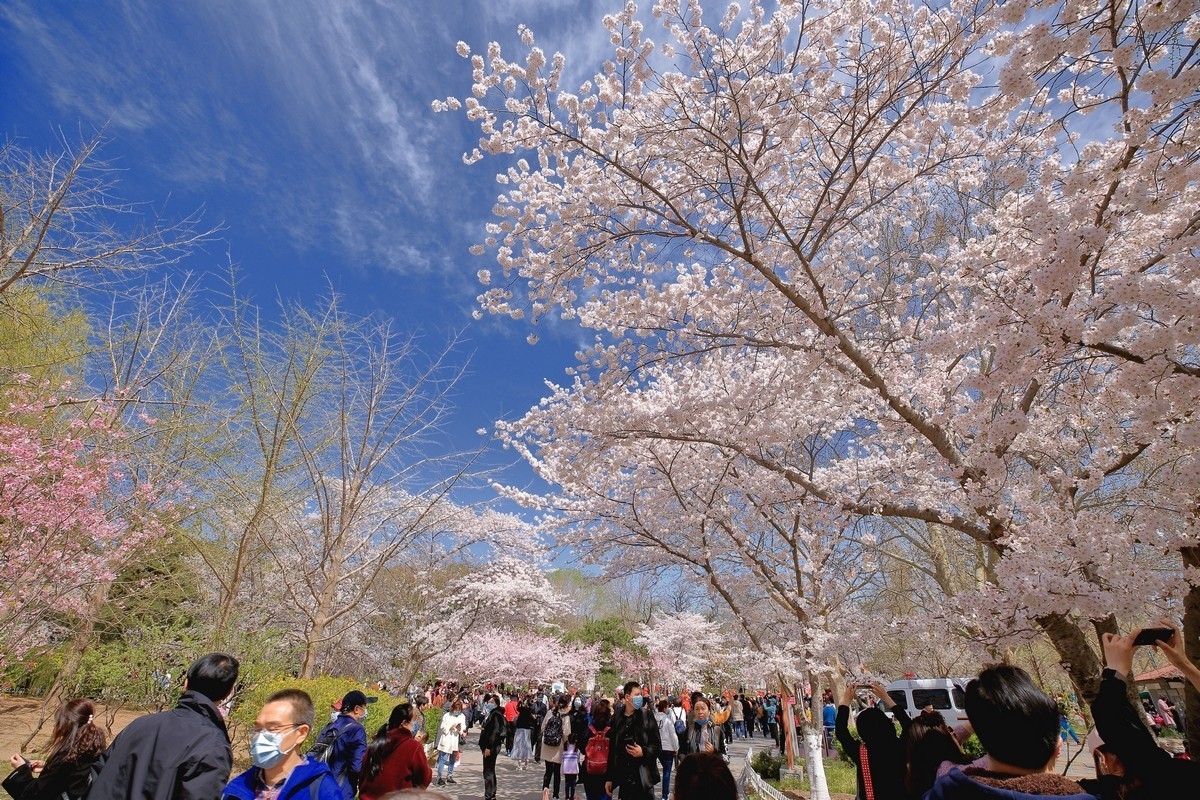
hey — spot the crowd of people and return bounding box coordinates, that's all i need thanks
[3,624,1197,800]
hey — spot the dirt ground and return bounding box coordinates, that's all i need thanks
[0,695,146,762]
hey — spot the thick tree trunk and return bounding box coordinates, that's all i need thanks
[1037,612,1106,702]
[798,671,830,800]
[1182,547,1200,759]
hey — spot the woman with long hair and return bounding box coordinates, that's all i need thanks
[904,709,970,800]
[4,699,107,800]
[358,703,431,800]
[510,695,536,770]
[835,683,911,800]
[578,698,612,800]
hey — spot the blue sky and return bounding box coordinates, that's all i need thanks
[1,0,623,493]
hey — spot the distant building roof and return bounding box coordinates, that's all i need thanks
[1133,664,1183,682]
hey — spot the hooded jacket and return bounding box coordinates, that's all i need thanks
[925,767,1099,799]
[220,760,341,800]
[86,691,232,800]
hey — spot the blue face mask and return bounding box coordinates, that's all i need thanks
[250,728,297,769]
[485,702,496,713]
[631,695,644,710]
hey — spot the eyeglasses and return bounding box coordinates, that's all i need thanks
[251,723,300,735]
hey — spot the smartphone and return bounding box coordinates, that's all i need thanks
[1133,627,1172,646]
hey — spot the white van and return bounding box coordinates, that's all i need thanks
[884,678,971,726]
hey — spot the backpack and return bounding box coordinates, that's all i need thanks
[543,712,565,746]
[308,720,349,764]
[585,725,610,775]
[672,709,686,736]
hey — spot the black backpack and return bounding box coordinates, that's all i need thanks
[542,712,565,746]
[308,720,349,764]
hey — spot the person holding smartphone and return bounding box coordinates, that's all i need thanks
[1093,624,1200,794]
[604,682,662,800]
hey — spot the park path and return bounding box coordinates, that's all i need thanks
[438,728,758,800]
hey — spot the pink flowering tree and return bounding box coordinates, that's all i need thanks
[442,0,1200,738]
[0,381,165,661]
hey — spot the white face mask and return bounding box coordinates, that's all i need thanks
[331,711,339,722]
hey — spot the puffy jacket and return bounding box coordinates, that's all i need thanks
[221,760,340,800]
[925,767,1098,800]
[87,691,232,800]
[315,716,367,800]
[357,728,430,800]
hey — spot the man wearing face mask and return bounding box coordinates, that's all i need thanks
[314,690,374,800]
[221,689,341,800]
[605,681,662,800]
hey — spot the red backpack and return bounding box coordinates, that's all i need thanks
[585,725,610,775]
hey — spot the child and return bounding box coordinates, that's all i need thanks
[561,733,582,800]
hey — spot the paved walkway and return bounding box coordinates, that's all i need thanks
[432,729,759,800]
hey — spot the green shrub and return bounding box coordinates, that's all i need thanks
[230,676,403,754]
[423,706,443,739]
[751,749,784,780]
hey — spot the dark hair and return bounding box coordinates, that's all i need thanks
[656,699,670,713]
[591,698,612,730]
[364,703,417,782]
[674,752,736,800]
[965,664,1059,770]
[692,697,711,712]
[267,689,315,730]
[47,699,106,767]
[623,680,640,696]
[186,652,239,702]
[905,709,969,797]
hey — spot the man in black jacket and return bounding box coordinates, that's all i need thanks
[88,653,239,800]
[605,681,662,800]
[478,694,507,800]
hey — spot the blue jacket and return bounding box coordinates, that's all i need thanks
[924,767,1098,800]
[221,760,341,800]
[319,716,368,800]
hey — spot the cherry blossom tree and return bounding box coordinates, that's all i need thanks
[0,381,165,661]
[444,0,1200,725]
[442,630,601,686]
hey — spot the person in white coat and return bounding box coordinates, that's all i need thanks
[435,701,467,786]
[654,699,680,800]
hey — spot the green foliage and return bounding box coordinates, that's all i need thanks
[751,749,784,780]
[230,676,404,753]
[424,706,442,738]
[1,648,65,694]
[0,286,89,384]
[962,733,986,759]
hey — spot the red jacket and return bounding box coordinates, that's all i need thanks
[358,728,431,800]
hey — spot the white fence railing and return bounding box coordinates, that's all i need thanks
[737,747,790,800]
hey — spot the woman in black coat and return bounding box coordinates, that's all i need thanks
[4,699,107,800]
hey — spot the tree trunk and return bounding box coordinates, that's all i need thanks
[799,671,830,800]
[1037,612,1105,701]
[1182,546,1200,759]
[23,581,110,749]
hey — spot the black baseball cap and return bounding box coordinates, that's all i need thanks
[340,690,378,710]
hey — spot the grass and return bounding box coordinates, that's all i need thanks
[771,757,858,795]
